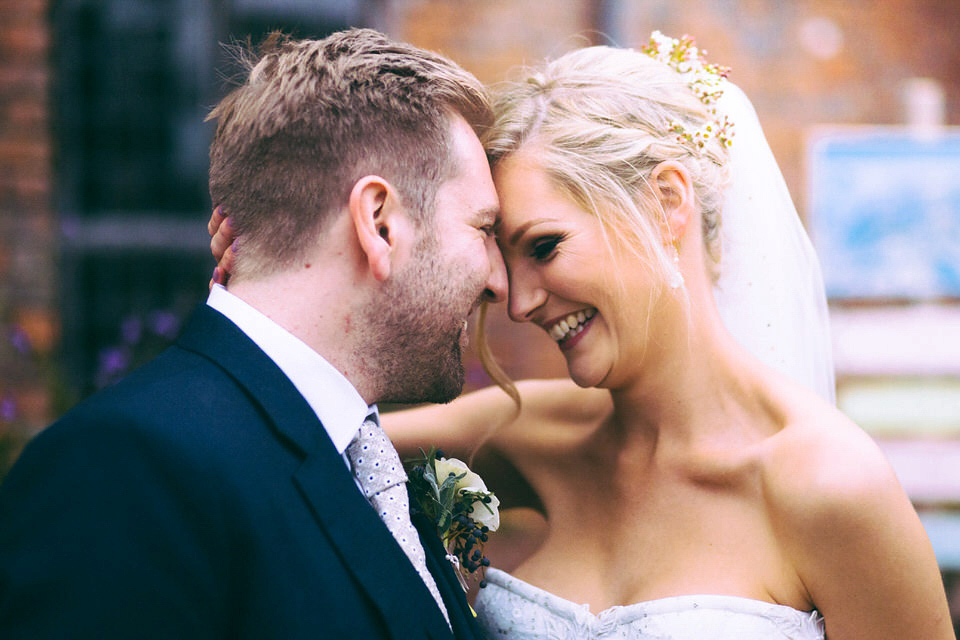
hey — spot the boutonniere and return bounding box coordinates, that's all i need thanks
[405,447,499,588]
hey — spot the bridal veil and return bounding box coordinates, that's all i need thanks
[712,83,836,402]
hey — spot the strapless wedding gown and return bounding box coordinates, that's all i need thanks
[474,568,825,639]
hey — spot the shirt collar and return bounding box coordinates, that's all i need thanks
[207,284,375,453]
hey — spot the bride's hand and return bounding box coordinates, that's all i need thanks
[207,205,237,288]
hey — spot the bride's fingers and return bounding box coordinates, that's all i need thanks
[220,242,237,277]
[210,218,234,263]
[208,206,238,289]
[208,261,231,290]
[208,239,237,290]
[207,205,225,237]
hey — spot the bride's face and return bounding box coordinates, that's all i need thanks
[493,149,656,389]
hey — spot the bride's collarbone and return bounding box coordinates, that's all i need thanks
[536,408,770,481]
[536,441,765,516]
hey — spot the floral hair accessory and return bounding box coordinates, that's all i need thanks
[640,30,734,149]
[406,447,500,589]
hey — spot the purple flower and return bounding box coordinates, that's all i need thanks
[7,326,31,356]
[96,346,132,387]
[148,311,180,340]
[0,395,17,422]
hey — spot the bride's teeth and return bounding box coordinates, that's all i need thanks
[549,309,597,342]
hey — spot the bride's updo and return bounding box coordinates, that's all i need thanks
[484,45,731,285]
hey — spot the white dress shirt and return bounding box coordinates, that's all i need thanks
[206,284,377,466]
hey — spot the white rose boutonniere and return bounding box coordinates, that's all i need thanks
[433,457,501,532]
[406,447,499,587]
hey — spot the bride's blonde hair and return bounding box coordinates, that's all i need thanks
[484,45,731,285]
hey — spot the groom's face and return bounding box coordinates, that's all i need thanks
[374,115,506,404]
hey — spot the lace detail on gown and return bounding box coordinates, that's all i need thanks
[474,568,825,640]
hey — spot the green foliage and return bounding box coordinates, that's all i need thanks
[405,447,497,583]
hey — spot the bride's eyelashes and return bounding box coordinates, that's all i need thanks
[529,234,565,262]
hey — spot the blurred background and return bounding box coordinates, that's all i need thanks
[1,0,958,628]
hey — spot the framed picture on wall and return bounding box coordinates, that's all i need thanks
[807,126,960,301]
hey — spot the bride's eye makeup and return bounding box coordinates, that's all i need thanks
[530,234,564,262]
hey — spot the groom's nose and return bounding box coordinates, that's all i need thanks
[482,238,507,303]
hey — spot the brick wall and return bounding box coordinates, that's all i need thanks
[399,0,960,211]
[0,0,56,460]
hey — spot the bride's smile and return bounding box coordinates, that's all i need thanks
[546,307,596,344]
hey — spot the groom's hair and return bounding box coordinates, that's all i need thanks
[207,28,492,278]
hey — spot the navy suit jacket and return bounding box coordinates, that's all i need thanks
[0,305,483,639]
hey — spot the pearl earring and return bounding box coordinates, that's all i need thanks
[668,243,684,289]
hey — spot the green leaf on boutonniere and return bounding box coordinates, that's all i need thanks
[405,447,500,588]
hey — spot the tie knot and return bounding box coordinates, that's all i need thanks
[346,419,407,498]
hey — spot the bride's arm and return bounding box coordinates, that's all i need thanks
[384,378,609,511]
[383,383,521,463]
[384,377,607,458]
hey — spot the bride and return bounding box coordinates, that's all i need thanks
[211,33,953,639]
[384,36,953,639]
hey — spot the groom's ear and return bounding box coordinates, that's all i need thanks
[348,175,413,282]
[650,161,695,243]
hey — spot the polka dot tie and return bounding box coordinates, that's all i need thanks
[346,419,449,625]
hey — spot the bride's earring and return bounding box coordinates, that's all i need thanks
[668,242,685,289]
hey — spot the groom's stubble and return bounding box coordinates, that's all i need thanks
[359,224,484,406]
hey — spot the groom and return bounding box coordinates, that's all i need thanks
[0,30,504,638]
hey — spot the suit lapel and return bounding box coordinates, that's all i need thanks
[295,456,453,638]
[176,305,455,638]
[177,305,325,454]
[413,509,483,640]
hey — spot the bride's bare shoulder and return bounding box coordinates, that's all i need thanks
[762,394,900,520]
[760,390,951,635]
